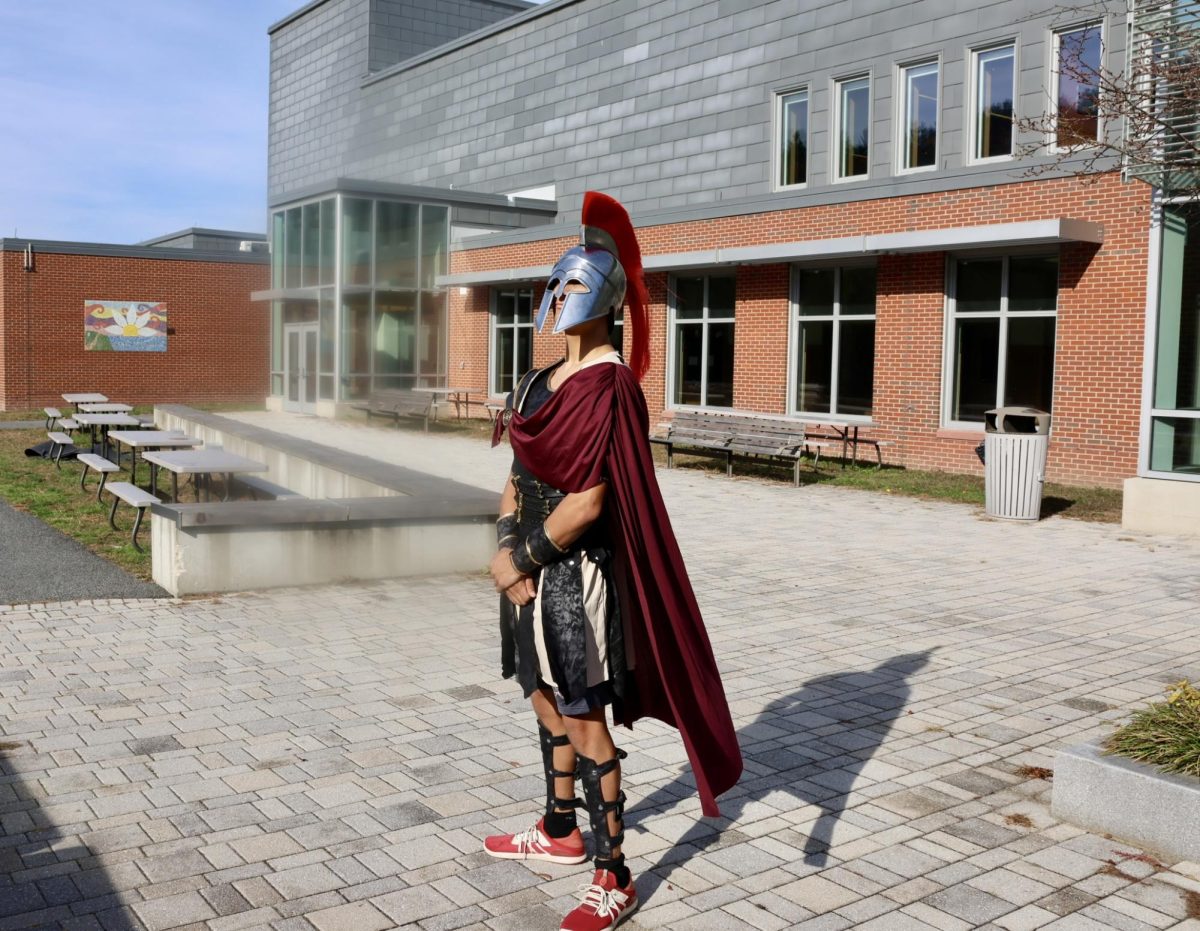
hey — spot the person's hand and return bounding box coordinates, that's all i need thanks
[504,577,537,606]
[490,547,524,592]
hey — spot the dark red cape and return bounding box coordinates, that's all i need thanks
[493,361,742,817]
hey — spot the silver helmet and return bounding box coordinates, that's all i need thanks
[535,227,627,333]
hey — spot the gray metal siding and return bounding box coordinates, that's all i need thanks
[367,0,532,73]
[268,0,1125,221]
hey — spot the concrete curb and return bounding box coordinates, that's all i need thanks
[1052,741,1200,863]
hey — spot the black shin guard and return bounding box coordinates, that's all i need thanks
[538,723,581,836]
[577,748,629,865]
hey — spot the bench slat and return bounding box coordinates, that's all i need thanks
[77,454,120,472]
[105,482,160,508]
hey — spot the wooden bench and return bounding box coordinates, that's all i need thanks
[47,431,75,468]
[650,411,833,486]
[44,407,63,429]
[353,389,433,431]
[103,482,160,551]
[77,453,121,500]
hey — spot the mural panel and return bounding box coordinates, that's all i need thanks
[84,300,168,352]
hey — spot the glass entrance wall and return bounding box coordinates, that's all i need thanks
[269,192,451,406]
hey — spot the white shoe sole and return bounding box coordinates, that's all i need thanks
[484,847,588,865]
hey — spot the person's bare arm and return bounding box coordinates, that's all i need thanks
[490,483,607,593]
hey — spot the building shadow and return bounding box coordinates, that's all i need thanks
[626,651,933,898]
[0,741,143,930]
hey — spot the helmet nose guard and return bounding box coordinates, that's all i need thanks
[535,245,627,333]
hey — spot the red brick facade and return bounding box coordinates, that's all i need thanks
[448,174,1153,488]
[0,248,269,411]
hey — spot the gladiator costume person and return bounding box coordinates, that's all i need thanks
[485,192,742,931]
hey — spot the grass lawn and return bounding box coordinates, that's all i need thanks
[0,426,152,579]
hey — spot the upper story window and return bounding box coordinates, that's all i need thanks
[971,44,1016,161]
[272,198,335,290]
[777,88,810,188]
[834,75,871,180]
[670,275,736,408]
[1053,24,1103,147]
[900,61,940,172]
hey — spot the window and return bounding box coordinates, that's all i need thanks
[777,88,809,187]
[342,198,373,286]
[1053,24,1102,147]
[791,266,877,417]
[1148,202,1200,476]
[670,275,736,407]
[491,288,534,395]
[834,76,871,179]
[972,44,1016,160]
[946,255,1058,425]
[900,61,939,171]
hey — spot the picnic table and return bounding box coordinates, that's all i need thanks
[108,430,200,485]
[141,448,268,502]
[62,392,108,412]
[787,416,892,468]
[74,412,142,460]
[413,386,484,421]
[78,402,134,414]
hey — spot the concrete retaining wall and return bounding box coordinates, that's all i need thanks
[1052,742,1200,864]
[1123,476,1200,539]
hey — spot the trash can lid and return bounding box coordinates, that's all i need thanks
[984,406,1051,434]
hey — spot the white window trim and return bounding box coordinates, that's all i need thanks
[488,287,535,397]
[1140,194,1200,482]
[786,263,878,421]
[773,85,811,192]
[895,58,942,175]
[940,252,1059,431]
[967,41,1019,165]
[1048,20,1106,154]
[665,275,737,411]
[832,73,873,183]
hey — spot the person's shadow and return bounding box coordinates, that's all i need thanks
[0,741,142,929]
[626,651,933,889]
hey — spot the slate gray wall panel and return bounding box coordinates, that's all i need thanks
[268,0,1126,224]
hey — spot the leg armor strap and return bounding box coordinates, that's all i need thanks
[578,751,627,859]
[539,723,581,815]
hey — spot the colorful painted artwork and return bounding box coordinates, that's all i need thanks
[84,301,168,352]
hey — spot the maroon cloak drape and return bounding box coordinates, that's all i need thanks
[494,360,742,817]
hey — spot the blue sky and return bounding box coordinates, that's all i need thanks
[0,1,299,243]
[0,1,553,245]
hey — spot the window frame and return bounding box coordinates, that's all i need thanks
[1049,20,1105,153]
[895,57,942,175]
[773,85,811,191]
[941,250,1060,431]
[488,286,536,397]
[832,73,873,183]
[786,262,878,422]
[967,41,1019,165]
[666,274,738,411]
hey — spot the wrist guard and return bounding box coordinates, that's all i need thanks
[496,512,518,549]
[511,522,567,575]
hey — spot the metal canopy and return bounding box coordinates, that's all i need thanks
[436,218,1105,287]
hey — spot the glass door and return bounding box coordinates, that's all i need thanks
[284,322,319,414]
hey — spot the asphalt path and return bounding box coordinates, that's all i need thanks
[0,499,165,604]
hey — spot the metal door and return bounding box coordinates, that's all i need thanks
[284,323,319,413]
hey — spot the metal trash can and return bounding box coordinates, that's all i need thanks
[983,406,1051,520]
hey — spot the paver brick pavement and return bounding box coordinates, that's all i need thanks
[1,418,1199,928]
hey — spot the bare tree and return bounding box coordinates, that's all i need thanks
[1017,0,1200,194]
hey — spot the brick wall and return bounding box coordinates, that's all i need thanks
[449,173,1153,488]
[0,249,269,411]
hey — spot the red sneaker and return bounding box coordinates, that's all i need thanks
[559,869,638,931]
[484,817,587,864]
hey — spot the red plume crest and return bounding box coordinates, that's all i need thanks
[581,191,649,382]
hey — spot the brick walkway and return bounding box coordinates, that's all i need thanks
[2,416,1199,930]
